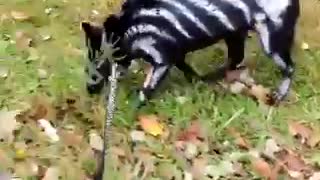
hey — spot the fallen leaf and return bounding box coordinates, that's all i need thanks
[252,158,272,178]
[58,130,83,147]
[130,130,145,142]
[183,171,193,180]
[177,120,203,143]
[264,138,281,159]
[277,149,311,178]
[229,81,247,94]
[28,95,56,121]
[183,142,198,159]
[138,114,164,136]
[282,152,307,172]
[191,158,207,179]
[0,110,20,143]
[227,128,251,150]
[270,162,282,180]
[288,121,312,145]
[89,131,103,151]
[309,172,320,180]
[38,119,59,143]
[42,167,59,180]
[10,11,31,21]
[308,128,320,147]
[205,161,235,178]
[15,31,32,50]
[288,170,303,179]
[246,84,271,104]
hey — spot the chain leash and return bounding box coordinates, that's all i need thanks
[94,32,123,180]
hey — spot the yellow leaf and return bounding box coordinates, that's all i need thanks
[138,114,164,136]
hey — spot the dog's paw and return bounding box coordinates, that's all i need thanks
[268,91,286,106]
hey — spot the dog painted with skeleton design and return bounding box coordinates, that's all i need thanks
[81,0,300,107]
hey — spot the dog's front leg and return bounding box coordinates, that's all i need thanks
[136,63,170,108]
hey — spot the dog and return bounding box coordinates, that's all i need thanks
[81,0,300,107]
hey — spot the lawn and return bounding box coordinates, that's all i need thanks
[1,0,320,179]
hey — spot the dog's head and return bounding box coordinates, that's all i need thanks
[81,14,122,94]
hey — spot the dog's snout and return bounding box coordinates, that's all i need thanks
[86,82,104,94]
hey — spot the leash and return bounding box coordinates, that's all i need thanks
[94,32,125,180]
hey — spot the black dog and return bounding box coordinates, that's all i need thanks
[81,0,300,106]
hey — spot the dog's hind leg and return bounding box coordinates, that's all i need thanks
[201,31,247,82]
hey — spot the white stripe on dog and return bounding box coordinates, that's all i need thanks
[256,0,290,26]
[125,24,177,42]
[134,8,192,38]
[186,0,235,30]
[132,37,164,64]
[254,13,271,54]
[160,0,212,36]
[149,65,168,88]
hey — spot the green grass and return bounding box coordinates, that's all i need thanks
[1,0,320,179]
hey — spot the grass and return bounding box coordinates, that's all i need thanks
[1,0,320,179]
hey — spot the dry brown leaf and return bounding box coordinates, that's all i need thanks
[276,149,311,178]
[15,31,32,50]
[252,158,272,178]
[288,121,313,145]
[227,127,251,150]
[282,152,307,172]
[177,120,203,143]
[58,130,83,147]
[246,84,271,104]
[11,11,31,21]
[191,158,207,179]
[138,114,164,137]
[28,95,56,121]
[309,130,320,148]
[270,162,282,180]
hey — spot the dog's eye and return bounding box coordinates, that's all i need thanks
[91,74,98,81]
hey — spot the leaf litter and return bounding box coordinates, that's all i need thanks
[1,93,320,180]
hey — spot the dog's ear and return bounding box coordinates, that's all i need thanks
[103,14,120,31]
[81,21,92,35]
[81,21,103,38]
